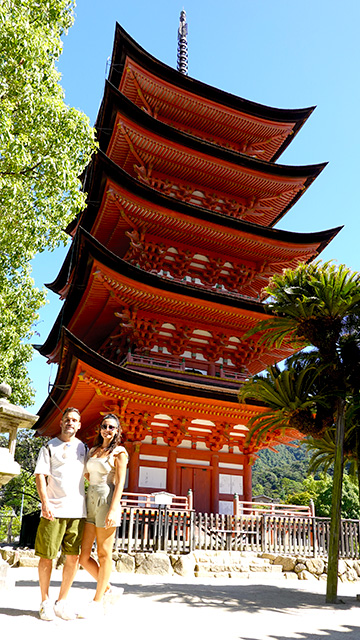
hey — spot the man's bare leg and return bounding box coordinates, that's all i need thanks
[57,554,80,602]
[38,557,53,602]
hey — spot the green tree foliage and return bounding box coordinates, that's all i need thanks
[285,474,360,520]
[0,429,47,516]
[239,261,360,602]
[251,444,360,518]
[0,266,46,405]
[240,352,330,442]
[0,506,21,543]
[252,443,310,501]
[0,0,97,404]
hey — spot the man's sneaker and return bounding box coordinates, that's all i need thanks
[39,599,55,621]
[77,600,104,619]
[54,599,77,620]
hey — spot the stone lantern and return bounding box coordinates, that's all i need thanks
[0,382,38,487]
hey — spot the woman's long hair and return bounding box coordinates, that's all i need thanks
[92,413,123,453]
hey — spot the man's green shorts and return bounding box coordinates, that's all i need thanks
[35,517,85,560]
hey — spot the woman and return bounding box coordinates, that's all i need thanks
[79,413,128,616]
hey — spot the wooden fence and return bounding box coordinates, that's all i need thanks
[6,507,360,559]
[114,509,360,558]
[194,513,360,559]
[115,507,194,554]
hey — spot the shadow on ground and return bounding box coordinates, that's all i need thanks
[242,628,360,640]
[13,576,360,616]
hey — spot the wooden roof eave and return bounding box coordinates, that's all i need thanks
[40,227,277,358]
[34,327,267,438]
[107,22,315,162]
[97,80,326,184]
[74,151,341,255]
[94,83,326,228]
[47,227,271,313]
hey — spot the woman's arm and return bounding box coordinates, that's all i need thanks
[104,451,128,528]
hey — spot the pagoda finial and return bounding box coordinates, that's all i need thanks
[177,9,188,75]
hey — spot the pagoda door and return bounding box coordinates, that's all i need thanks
[179,465,211,513]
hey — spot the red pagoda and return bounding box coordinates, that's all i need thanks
[35,18,340,514]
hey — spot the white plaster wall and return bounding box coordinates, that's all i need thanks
[138,466,167,489]
[219,473,243,495]
[219,500,234,515]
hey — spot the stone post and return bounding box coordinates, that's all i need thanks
[0,382,38,487]
[0,382,38,590]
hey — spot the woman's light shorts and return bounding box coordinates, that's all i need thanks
[86,483,121,528]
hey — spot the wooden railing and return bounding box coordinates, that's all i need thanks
[120,491,192,511]
[234,497,315,518]
[194,513,360,558]
[123,353,245,382]
[115,507,195,554]
[113,507,360,558]
[120,492,312,518]
[14,507,360,559]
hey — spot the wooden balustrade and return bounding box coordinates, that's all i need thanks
[113,509,360,558]
[120,490,191,511]
[233,496,315,518]
[194,513,360,558]
[10,505,360,559]
[123,353,245,381]
[115,507,195,554]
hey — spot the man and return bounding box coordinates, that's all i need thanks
[34,407,87,621]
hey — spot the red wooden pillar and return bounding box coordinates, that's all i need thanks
[128,441,141,493]
[167,448,177,494]
[243,454,252,503]
[208,362,216,376]
[211,452,219,513]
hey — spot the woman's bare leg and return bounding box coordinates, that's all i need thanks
[93,526,116,602]
[79,522,99,581]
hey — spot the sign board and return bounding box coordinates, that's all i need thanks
[151,491,175,506]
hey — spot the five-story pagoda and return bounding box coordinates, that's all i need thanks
[34,17,340,514]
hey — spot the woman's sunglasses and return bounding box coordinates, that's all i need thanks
[100,423,117,431]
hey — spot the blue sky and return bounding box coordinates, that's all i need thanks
[28,0,360,411]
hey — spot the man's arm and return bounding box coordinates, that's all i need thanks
[35,474,54,521]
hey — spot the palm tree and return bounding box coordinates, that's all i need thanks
[240,351,332,442]
[241,261,360,603]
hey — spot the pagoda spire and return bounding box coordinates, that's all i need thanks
[177,9,188,75]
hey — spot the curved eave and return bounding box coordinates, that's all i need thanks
[34,328,265,439]
[40,228,275,358]
[95,82,326,228]
[98,80,324,180]
[108,22,315,161]
[47,227,269,312]
[71,152,340,256]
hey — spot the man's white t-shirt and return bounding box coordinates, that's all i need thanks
[35,437,87,518]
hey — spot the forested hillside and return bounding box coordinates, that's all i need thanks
[252,442,360,519]
[252,442,312,502]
